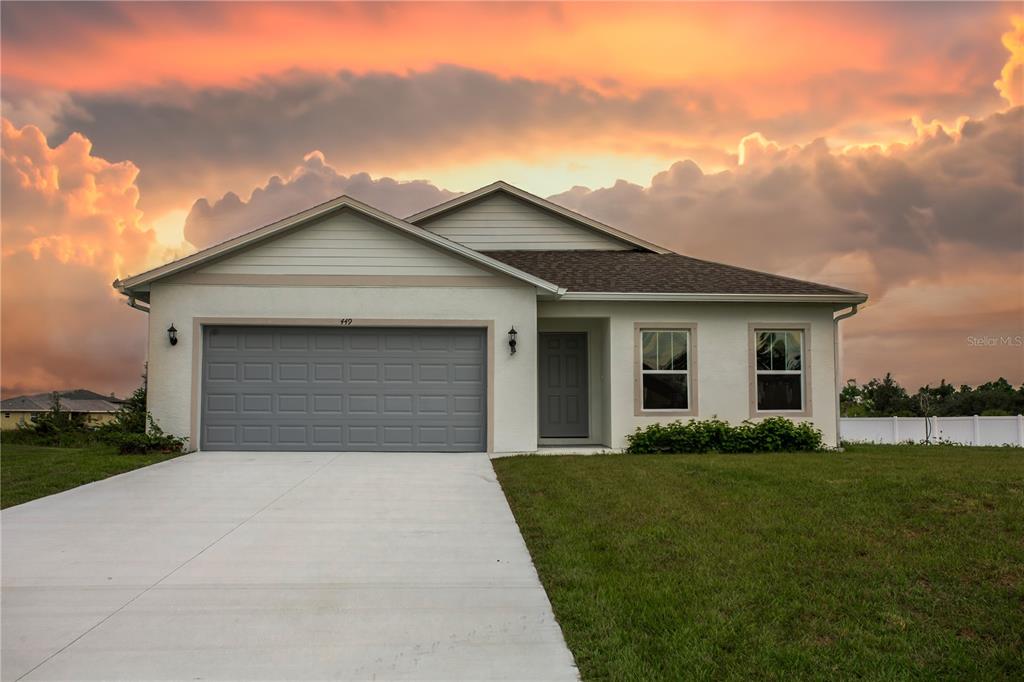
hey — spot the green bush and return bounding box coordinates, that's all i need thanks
[104,419,187,455]
[626,417,823,454]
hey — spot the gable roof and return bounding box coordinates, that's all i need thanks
[406,180,671,254]
[481,250,868,303]
[2,389,122,413]
[114,195,564,296]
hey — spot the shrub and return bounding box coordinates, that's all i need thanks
[626,417,823,454]
[104,417,187,454]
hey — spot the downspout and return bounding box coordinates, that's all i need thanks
[833,304,859,448]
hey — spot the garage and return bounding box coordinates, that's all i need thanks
[200,326,487,452]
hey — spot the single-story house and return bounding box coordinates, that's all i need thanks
[1,389,122,430]
[114,181,867,453]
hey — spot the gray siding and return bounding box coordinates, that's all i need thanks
[420,193,630,250]
[199,208,496,277]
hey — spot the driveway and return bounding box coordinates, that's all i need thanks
[1,452,578,681]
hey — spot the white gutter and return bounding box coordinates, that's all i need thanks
[126,296,150,314]
[555,291,868,304]
[833,304,860,447]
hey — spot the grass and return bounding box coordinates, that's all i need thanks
[494,444,1024,680]
[1,443,184,509]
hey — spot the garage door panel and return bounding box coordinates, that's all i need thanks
[201,326,486,451]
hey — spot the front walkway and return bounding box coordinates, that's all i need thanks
[2,452,577,680]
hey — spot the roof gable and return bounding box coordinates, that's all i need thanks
[194,207,501,278]
[407,181,670,253]
[115,195,563,295]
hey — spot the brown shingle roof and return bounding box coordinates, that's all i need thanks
[481,250,865,298]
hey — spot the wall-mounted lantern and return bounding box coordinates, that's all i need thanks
[167,324,178,346]
[508,326,518,355]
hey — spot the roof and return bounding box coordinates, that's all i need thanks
[114,194,564,297]
[1,390,122,413]
[113,181,866,304]
[481,250,868,303]
[406,181,671,254]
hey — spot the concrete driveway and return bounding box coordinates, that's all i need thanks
[1,452,578,681]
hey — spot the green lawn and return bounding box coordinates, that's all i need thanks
[494,445,1024,680]
[1,443,184,509]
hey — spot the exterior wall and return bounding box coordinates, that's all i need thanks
[538,300,841,448]
[419,193,630,251]
[1,412,116,430]
[146,282,538,453]
[198,208,498,277]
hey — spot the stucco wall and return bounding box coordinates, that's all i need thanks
[538,300,841,448]
[147,282,538,453]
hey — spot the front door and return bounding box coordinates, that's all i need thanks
[538,332,589,438]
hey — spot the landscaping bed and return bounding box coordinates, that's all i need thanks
[494,444,1024,680]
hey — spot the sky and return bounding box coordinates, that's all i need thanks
[1,1,1022,399]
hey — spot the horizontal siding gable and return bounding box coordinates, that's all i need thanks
[198,208,497,277]
[419,192,631,251]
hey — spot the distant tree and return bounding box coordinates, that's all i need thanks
[861,373,916,416]
[842,375,1024,417]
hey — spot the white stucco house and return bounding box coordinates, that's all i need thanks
[114,181,867,453]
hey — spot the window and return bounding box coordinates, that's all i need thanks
[640,329,690,410]
[755,329,805,411]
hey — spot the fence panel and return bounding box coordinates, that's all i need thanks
[841,415,1023,446]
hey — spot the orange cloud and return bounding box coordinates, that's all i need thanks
[1,119,165,397]
[995,15,1024,104]
[0,3,894,93]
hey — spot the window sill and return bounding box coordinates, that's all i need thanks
[635,408,699,418]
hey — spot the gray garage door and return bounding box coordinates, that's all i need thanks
[201,326,487,452]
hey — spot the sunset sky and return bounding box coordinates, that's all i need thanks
[2,1,1022,398]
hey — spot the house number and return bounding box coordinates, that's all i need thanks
[339,318,353,326]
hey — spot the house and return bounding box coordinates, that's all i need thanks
[113,181,867,453]
[1,389,122,430]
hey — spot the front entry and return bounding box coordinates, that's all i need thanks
[538,332,589,438]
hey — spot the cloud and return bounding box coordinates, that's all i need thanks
[995,15,1024,105]
[1,119,163,397]
[43,47,1013,218]
[184,153,459,248]
[544,107,1024,386]
[550,107,1023,293]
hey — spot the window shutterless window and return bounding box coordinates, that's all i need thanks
[754,329,804,411]
[640,329,690,410]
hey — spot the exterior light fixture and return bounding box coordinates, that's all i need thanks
[508,326,518,355]
[167,324,178,346]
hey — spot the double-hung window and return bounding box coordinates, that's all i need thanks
[639,328,692,412]
[754,328,806,412]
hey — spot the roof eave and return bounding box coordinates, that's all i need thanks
[551,291,869,304]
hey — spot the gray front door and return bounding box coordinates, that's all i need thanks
[201,326,486,452]
[538,332,589,438]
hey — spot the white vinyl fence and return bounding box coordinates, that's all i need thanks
[840,415,1024,447]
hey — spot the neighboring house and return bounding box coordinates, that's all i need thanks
[1,389,122,430]
[114,181,867,453]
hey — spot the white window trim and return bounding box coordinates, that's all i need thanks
[748,323,812,417]
[634,323,698,417]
